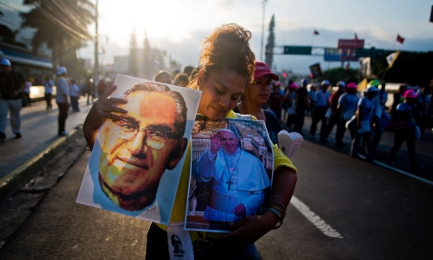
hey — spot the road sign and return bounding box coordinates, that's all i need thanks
[356,48,392,58]
[283,46,312,55]
[324,48,358,61]
[338,39,364,49]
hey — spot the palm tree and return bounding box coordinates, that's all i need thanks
[20,0,95,76]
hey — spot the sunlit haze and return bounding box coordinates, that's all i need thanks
[5,0,433,74]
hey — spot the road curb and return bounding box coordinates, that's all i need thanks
[0,124,84,202]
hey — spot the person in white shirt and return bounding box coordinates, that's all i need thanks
[55,66,69,136]
[69,79,80,112]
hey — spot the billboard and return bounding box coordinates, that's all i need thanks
[324,48,358,61]
[338,39,364,49]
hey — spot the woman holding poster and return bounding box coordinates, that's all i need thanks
[83,23,297,260]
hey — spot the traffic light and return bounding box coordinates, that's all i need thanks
[283,72,287,78]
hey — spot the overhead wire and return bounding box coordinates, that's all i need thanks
[37,4,90,40]
[47,0,92,37]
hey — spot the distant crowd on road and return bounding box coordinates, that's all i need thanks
[264,76,432,173]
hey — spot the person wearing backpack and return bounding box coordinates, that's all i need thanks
[350,86,378,161]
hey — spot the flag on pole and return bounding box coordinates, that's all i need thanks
[313,30,319,35]
[101,46,105,55]
[396,34,405,44]
[354,33,358,40]
[386,51,401,68]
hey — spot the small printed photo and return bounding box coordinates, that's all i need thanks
[76,74,201,225]
[185,117,274,232]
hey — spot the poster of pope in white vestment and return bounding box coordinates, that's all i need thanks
[185,116,274,232]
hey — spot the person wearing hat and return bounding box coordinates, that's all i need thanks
[336,82,359,143]
[55,66,70,136]
[0,59,26,140]
[292,78,310,133]
[309,80,331,140]
[234,61,282,145]
[388,89,422,172]
[350,85,379,161]
[322,81,346,144]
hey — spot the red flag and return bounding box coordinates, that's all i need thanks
[396,34,405,44]
[313,30,319,35]
[354,33,358,40]
[101,46,105,54]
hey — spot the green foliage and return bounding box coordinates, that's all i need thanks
[318,67,358,85]
[20,0,95,78]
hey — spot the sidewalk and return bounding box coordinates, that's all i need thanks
[284,113,433,182]
[0,98,92,200]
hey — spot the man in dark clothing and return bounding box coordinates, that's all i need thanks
[322,81,346,144]
[293,78,309,134]
[391,84,407,116]
[0,59,26,140]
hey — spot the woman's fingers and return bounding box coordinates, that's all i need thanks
[99,85,118,100]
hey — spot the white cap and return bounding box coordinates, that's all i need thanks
[0,59,11,66]
[57,66,67,75]
[321,80,330,86]
[217,128,236,136]
[337,81,346,87]
[367,86,379,93]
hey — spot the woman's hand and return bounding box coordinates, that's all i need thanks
[219,211,278,245]
[83,86,128,149]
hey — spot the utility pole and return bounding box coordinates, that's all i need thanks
[260,0,267,61]
[94,0,99,97]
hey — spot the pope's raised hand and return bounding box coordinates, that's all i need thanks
[210,133,222,154]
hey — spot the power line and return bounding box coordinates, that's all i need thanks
[37,5,89,40]
[47,1,91,37]
[0,2,21,12]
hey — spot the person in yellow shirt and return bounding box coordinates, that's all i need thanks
[83,23,297,260]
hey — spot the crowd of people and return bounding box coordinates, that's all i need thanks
[264,74,432,172]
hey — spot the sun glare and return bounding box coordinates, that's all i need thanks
[100,0,188,46]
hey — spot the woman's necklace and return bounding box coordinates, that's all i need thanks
[224,151,241,191]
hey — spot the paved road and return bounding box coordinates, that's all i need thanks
[0,108,432,259]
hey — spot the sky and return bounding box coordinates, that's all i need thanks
[2,0,433,75]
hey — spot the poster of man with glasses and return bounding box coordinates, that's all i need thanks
[77,74,201,224]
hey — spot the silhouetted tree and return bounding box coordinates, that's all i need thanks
[20,0,94,76]
[265,14,275,67]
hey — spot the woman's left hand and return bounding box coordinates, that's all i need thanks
[219,211,278,244]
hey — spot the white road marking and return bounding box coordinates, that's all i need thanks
[358,155,433,186]
[290,196,344,238]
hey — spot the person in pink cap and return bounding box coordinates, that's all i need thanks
[234,61,282,145]
[336,82,359,144]
[388,89,422,172]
